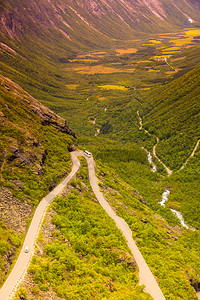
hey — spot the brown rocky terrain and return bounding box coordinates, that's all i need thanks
[0,186,33,278]
[0,186,33,235]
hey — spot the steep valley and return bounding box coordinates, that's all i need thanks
[0,0,200,299]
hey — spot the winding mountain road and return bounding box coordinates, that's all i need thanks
[86,155,165,300]
[137,110,200,175]
[0,151,165,300]
[0,152,80,300]
[180,139,200,170]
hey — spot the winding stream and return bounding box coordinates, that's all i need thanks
[142,147,157,172]
[160,189,189,229]
[95,128,100,136]
[137,111,172,175]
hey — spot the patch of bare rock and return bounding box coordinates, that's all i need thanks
[0,186,33,235]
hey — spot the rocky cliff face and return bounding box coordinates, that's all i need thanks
[0,73,76,282]
[0,73,75,230]
[0,74,76,138]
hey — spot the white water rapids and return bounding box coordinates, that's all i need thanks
[142,147,157,172]
[160,189,189,229]
[147,151,157,172]
[95,128,100,136]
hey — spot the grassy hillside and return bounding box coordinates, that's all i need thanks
[131,65,200,229]
[0,74,75,285]
[141,65,200,170]
[0,0,200,298]
[81,64,200,229]
[13,157,200,300]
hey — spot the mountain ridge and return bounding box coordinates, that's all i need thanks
[1,0,200,46]
[0,1,200,299]
[0,74,76,138]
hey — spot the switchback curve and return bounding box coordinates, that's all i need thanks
[0,152,80,300]
[0,151,165,300]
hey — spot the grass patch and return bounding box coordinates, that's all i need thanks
[149,40,161,44]
[115,48,138,55]
[99,85,128,91]
[98,96,107,101]
[185,29,200,36]
[66,65,135,74]
[65,84,79,89]
[162,47,180,52]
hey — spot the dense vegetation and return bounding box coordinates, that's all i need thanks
[0,78,75,285]
[96,160,200,300]
[0,221,21,286]
[141,65,200,170]
[24,159,152,299]
[17,156,200,300]
[0,1,200,297]
[165,149,200,229]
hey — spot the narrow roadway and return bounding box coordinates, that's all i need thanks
[180,139,200,170]
[86,155,166,300]
[0,151,165,300]
[0,152,80,300]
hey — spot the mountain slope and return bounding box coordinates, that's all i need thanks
[0,0,200,298]
[0,74,75,284]
[1,0,200,47]
[141,64,200,170]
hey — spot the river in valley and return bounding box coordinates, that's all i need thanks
[160,189,189,229]
[142,147,157,172]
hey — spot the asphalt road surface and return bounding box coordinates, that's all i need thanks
[0,151,166,300]
[0,152,80,300]
[86,154,166,300]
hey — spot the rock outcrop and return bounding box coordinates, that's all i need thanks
[186,272,200,292]
[0,74,76,138]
